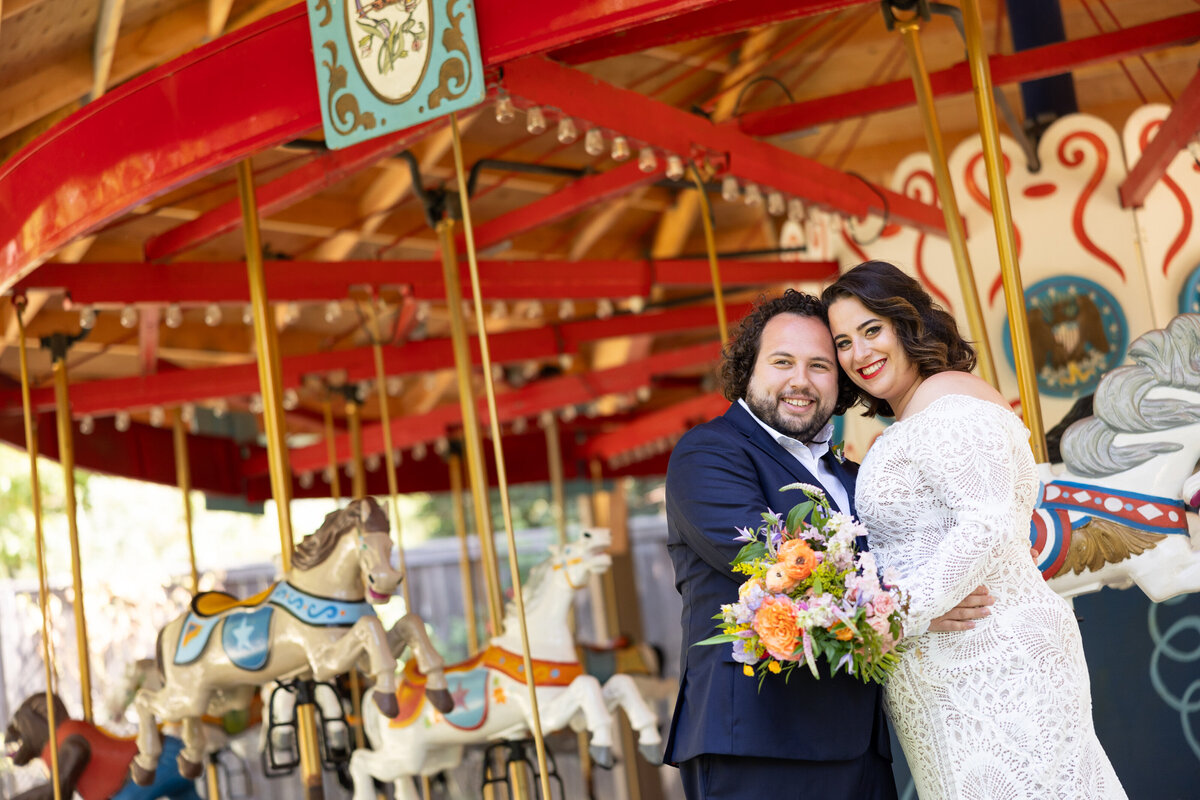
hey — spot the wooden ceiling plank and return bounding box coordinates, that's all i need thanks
[208,0,236,40]
[91,0,127,101]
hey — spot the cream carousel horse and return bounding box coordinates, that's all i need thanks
[130,497,452,784]
[1033,313,1200,601]
[349,528,664,800]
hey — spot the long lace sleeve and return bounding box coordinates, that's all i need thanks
[899,398,1028,636]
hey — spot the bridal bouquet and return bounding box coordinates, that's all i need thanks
[696,484,908,686]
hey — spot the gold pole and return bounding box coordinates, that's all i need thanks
[51,351,92,723]
[436,219,503,633]
[896,17,998,390]
[961,0,1047,462]
[15,299,62,800]
[589,460,620,642]
[451,110,553,800]
[690,164,729,345]
[173,412,199,595]
[543,418,568,549]
[347,398,366,501]
[236,159,324,798]
[448,452,480,654]
[323,399,343,503]
[205,759,221,800]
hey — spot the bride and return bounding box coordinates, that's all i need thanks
[822,261,1126,800]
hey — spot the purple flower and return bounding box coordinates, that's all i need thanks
[734,526,755,543]
[732,637,758,665]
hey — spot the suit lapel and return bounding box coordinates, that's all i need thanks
[823,451,857,517]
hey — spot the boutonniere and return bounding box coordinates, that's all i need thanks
[830,441,846,464]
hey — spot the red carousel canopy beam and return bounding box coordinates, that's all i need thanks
[1119,68,1200,208]
[17,259,836,303]
[6,0,826,290]
[502,56,948,236]
[144,122,442,262]
[737,11,1200,137]
[583,391,727,462]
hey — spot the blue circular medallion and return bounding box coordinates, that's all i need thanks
[1002,276,1128,398]
[1181,263,1200,315]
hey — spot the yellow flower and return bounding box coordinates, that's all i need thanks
[767,660,782,674]
[743,664,754,677]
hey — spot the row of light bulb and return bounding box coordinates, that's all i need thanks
[78,302,316,331]
[607,432,680,470]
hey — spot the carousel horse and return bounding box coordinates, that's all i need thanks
[1032,313,1200,601]
[130,497,453,785]
[349,528,664,800]
[4,692,199,800]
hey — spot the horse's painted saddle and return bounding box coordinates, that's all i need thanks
[175,582,376,670]
[388,646,583,730]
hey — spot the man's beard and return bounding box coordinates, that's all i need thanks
[745,387,834,443]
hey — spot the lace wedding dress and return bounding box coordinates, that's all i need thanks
[856,394,1126,800]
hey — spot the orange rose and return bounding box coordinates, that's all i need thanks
[778,539,817,583]
[752,596,801,660]
[764,564,796,593]
[829,622,855,641]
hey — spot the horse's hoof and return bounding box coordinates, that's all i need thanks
[589,745,614,769]
[374,690,399,719]
[177,753,204,780]
[638,742,664,765]
[130,760,156,786]
[426,687,455,714]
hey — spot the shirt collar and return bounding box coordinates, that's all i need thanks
[738,398,834,460]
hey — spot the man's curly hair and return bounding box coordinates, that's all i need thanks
[719,288,858,416]
[820,260,976,418]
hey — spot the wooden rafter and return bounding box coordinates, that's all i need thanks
[91,0,126,101]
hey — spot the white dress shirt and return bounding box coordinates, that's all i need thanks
[737,398,850,513]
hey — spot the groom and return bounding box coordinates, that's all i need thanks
[664,290,989,799]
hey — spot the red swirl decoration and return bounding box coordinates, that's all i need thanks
[965,152,1023,307]
[902,169,954,312]
[1056,131,1124,280]
[1139,119,1192,276]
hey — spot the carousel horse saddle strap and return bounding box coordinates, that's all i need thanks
[191,584,277,617]
[1041,481,1190,535]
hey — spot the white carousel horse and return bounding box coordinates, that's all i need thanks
[349,528,664,800]
[130,497,452,784]
[1032,313,1200,601]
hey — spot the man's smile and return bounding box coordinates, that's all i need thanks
[781,396,815,410]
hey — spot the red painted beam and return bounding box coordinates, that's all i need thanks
[737,11,1200,137]
[502,57,948,236]
[144,122,442,262]
[468,161,661,251]
[550,0,871,64]
[654,259,837,285]
[1120,68,1200,208]
[584,392,728,461]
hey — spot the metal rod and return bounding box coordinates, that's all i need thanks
[543,417,568,549]
[347,400,367,500]
[436,219,503,633]
[173,412,200,595]
[451,110,553,800]
[961,0,1048,462]
[322,399,342,503]
[206,762,221,800]
[589,460,620,642]
[896,17,998,389]
[448,452,480,654]
[690,164,728,345]
[52,355,92,722]
[15,298,62,800]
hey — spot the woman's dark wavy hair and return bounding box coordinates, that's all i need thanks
[719,288,858,416]
[820,261,976,418]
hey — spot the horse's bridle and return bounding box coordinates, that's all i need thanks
[552,554,588,590]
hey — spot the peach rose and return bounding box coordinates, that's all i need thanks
[873,593,896,618]
[764,564,797,593]
[778,539,817,583]
[752,596,801,660]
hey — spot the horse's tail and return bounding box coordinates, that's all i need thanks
[154,627,166,686]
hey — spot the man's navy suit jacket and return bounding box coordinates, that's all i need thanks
[663,401,891,765]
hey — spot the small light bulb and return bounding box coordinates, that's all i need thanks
[558,353,573,370]
[721,175,740,203]
[386,376,404,396]
[165,304,183,329]
[181,404,195,426]
[115,411,131,432]
[494,95,515,124]
[512,417,527,434]
[283,388,299,410]
[611,135,631,162]
[79,306,96,330]
[637,385,651,402]
[149,406,165,427]
[628,296,646,314]
[345,462,356,479]
[558,299,575,319]
[120,306,139,329]
[322,466,333,484]
[637,147,657,173]
[434,436,449,456]
[324,300,342,323]
[525,106,546,135]
[490,300,508,320]
[392,449,403,466]
[787,198,805,223]
[78,415,94,435]
[491,363,505,382]
[203,303,222,327]
[412,441,427,461]
[242,304,254,325]
[538,410,555,429]
[584,128,605,157]
[560,405,577,422]
[365,453,380,472]
[743,182,763,206]
[212,399,228,419]
[556,117,578,144]
[299,471,314,489]
[767,191,785,217]
[249,395,263,414]
[416,301,431,321]
[525,300,543,319]
[666,155,685,181]
[596,298,614,319]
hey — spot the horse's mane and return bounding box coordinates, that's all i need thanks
[501,554,557,631]
[1062,314,1200,477]
[5,693,68,762]
[292,503,360,570]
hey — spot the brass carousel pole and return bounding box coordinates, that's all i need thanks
[172,409,220,799]
[15,298,62,800]
[450,109,554,800]
[690,164,729,345]
[236,159,324,799]
[49,338,92,722]
[323,397,344,503]
[447,451,480,654]
[893,11,998,389]
[960,0,1048,461]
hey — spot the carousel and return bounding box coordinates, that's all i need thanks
[1,0,1199,797]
